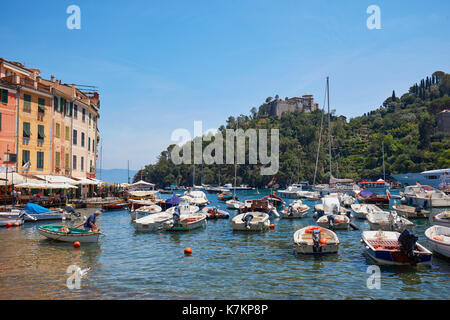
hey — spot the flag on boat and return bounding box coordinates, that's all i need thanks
[386,189,392,200]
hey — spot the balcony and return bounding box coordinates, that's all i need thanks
[22,137,30,145]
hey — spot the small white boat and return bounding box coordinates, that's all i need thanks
[280,200,309,218]
[183,190,209,207]
[313,196,350,218]
[162,212,207,231]
[317,214,350,230]
[134,211,173,232]
[361,230,432,265]
[424,225,450,258]
[226,199,244,210]
[130,204,162,220]
[392,205,430,219]
[232,212,270,231]
[0,216,24,227]
[366,211,413,232]
[293,226,339,254]
[350,204,382,219]
[403,184,450,208]
[38,224,102,243]
[433,211,450,228]
[166,204,199,215]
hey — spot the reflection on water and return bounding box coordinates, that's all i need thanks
[0,190,449,299]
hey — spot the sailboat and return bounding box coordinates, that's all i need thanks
[226,120,244,210]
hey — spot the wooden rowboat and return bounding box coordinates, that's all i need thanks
[38,224,102,243]
[102,202,129,211]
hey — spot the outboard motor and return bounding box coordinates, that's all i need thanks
[172,206,181,226]
[242,213,253,229]
[415,206,423,213]
[288,205,293,217]
[398,229,419,266]
[328,214,335,229]
[18,210,37,221]
[65,205,81,217]
[312,228,322,253]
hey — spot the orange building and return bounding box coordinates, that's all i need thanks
[0,79,18,171]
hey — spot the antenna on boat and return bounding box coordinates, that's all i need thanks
[327,76,332,179]
[382,141,386,182]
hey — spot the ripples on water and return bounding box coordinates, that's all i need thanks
[0,190,449,299]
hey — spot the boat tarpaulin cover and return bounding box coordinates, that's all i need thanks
[24,203,52,215]
[359,189,378,198]
[166,194,181,204]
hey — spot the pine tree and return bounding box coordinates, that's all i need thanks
[392,90,396,100]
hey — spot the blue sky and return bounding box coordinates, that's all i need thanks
[1,0,449,170]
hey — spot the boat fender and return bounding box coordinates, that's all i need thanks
[433,236,443,241]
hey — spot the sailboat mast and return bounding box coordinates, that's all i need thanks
[382,141,386,182]
[192,164,195,187]
[327,76,332,178]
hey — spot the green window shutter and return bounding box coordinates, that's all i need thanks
[60,97,63,113]
[23,94,31,111]
[65,153,69,168]
[55,123,60,138]
[37,152,44,169]
[23,122,30,138]
[22,150,30,166]
[69,102,73,117]
[92,140,95,152]
[1,89,8,104]
[38,125,44,139]
[55,152,60,168]
[54,96,58,111]
[88,137,91,151]
[38,98,45,113]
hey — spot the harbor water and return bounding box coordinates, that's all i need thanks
[0,189,449,299]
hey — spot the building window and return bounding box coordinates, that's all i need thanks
[37,152,44,169]
[74,104,78,119]
[65,153,69,168]
[1,89,8,104]
[66,101,73,117]
[22,150,30,166]
[73,155,77,170]
[0,112,2,131]
[65,126,70,141]
[60,97,64,113]
[88,137,91,151]
[37,125,45,140]
[90,160,93,172]
[92,139,95,153]
[89,112,92,125]
[54,96,59,112]
[23,122,31,138]
[55,123,60,138]
[81,156,84,171]
[55,151,60,168]
[82,108,86,122]
[38,98,45,114]
[81,132,85,147]
[23,94,31,112]
[73,129,77,145]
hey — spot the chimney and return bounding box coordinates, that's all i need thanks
[71,84,76,97]
[51,75,55,82]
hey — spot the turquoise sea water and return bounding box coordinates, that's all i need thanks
[0,189,449,299]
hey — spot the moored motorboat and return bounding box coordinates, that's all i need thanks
[316,214,350,230]
[226,199,244,210]
[263,192,285,207]
[183,190,209,207]
[366,211,413,232]
[280,200,309,218]
[0,203,79,221]
[102,202,129,211]
[424,225,450,258]
[38,224,102,243]
[240,199,280,218]
[218,192,233,202]
[162,211,207,231]
[433,211,450,227]
[361,230,432,265]
[350,204,382,220]
[201,206,230,219]
[293,226,339,254]
[130,204,162,220]
[392,204,430,219]
[134,211,173,232]
[231,212,270,231]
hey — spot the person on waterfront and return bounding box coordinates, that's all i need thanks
[11,189,17,205]
[83,210,101,232]
[17,190,21,205]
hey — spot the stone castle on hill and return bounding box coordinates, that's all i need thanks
[269,94,319,118]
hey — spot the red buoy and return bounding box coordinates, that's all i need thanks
[6,222,12,228]
[184,247,192,255]
[73,241,81,248]
[269,224,275,230]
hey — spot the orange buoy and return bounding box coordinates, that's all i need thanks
[14,222,20,227]
[73,241,81,248]
[5,222,12,228]
[184,247,192,255]
[269,224,275,230]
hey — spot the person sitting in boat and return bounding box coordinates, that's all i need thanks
[288,204,294,216]
[84,210,101,232]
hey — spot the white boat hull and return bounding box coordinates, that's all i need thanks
[425,226,450,258]
[38,229,100,243]
[232,212,270,231]
[293,227,339,254]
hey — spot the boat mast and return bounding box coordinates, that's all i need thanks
[233,119,238,199]
[313,80,327,186]
[127,160,130,184]
[296,158,300,184]
[382,141,386,182]
[327,76,332,179]
[192,164,195,187]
